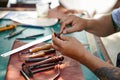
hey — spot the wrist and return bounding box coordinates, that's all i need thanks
[76,49,89,62]
[84,18,92,31]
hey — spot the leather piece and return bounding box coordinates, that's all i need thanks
[5,40,84,80]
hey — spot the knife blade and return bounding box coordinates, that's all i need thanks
[1,35,52,57]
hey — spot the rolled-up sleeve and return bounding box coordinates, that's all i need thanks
[112,8,120,29]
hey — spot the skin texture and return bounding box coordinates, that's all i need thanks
[48,6,82,19]
[52,14,120,80]
[60,15,115,37]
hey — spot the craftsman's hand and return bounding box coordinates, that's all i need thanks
[48,8,66,19]
[52,34,87,60]
[60,15,88,34]
[48,8,79,19]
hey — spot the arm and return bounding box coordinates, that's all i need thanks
[86,14,115,37]
[52,34,120,80]
[81,50,120,80]
[60,14,116,37]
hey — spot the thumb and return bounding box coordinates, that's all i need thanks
[63,25,79,33]
[60,35,70,41]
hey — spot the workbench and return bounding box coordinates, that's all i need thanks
[0,9,109,80]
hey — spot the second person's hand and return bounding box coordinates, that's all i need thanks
[60,15,88,34]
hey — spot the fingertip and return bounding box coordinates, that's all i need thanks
[60,35,69,41]
[63,30,67,34]
[52,33,56,41]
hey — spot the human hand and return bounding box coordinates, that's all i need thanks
[60,15,87,34]
[48,8,66,19]
[48,7,79,19]
[52,34,87,60]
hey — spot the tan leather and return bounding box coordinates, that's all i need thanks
[6,40,84,80]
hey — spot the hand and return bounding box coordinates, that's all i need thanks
[48,8,66,19]
[48,7,79,19]
[60,15,87,34]
[52,34,87,60]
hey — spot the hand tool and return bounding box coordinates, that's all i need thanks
[53,64,61,80]
[9,29,15,35]
[17,33,44,40]
[21,43,52,55]
[21,63,55,78]
[20,69,30,80]
[16,37,36,40]
[51,28,62,38]
[29,55,64,69]
[51,28,89,46]
[25,56,51,63]
[18,24,45,29]
[25,33,44,38]
[0,24,16,32]
[28,62,58,70]
[4,28,27,39]
[1,34,52,57]
[26,49,56,58]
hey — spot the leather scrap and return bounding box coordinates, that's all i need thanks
[5,40,84,80]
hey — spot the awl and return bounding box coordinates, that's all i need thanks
[1,35,52,57]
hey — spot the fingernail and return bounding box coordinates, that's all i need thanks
[63,30,66,34]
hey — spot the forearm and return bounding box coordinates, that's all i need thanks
[77,51,120,80]
[85,14,115,37]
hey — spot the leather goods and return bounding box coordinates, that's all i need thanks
[5,40,84,80]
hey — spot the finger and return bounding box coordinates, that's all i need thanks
[60,35,70,41]
[60,16,73,33]
[52,33,63,48]
[52,42,60,51]
[63,26,75,33]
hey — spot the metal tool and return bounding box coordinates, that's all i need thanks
[17,33,44,40]
[1,34,52,57]
[18,24,45,29]
[25,33,44,38]
[4,28,27,39]
[16,37,36,40]
[29,55,64,69]
[0,24,16,32]
[20,69,30,80]
[21,63,55,78]
[53,64,61,80]
[52,28,62,38]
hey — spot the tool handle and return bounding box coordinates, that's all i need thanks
[28,49,56,58]
[25,57,50,63]
[0,25,16,32]
[31,62,57,69]
[33,65,54,74]
[30,44,52,53]
[27,52,45,58]
[30,56,64,69]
